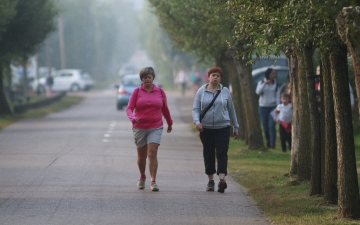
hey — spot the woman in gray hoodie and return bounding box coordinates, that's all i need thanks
[255,68,280,148]
[192,67,239,193]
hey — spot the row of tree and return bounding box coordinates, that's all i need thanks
[0,0,58,115]
[136,3,207,87]
[0,0,146,116]
[147,0,360,219]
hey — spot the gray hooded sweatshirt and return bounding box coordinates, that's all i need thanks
[192,84,239,132]
[255,78,280,107]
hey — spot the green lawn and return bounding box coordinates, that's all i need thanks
[0,95,83,130]
[227,133,360,225]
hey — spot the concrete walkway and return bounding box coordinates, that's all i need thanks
[157,90,270,224]
[0,88,270,225]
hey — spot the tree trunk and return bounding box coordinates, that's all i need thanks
[336,6,360,119]
[289,55,298,176]
[216,55,230,87]
[321,55,338,204]
[330,44,360,219]
[296,53,312,181]
[21,56,29,100]
[0,63,13,115]
[303,45,321,195]
[233,49,263,149]
[225,48,246,140]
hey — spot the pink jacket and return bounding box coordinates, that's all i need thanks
[126,84,173,129]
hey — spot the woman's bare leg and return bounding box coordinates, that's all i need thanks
[137,145,148,176]
[147,143,159,181]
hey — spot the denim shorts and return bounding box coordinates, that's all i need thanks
[132,127,163,148]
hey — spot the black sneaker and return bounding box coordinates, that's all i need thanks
[218,180,227,193]
[206,180,215,191]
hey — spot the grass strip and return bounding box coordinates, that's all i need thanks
[0,95,83,130]
[227,137,360,225]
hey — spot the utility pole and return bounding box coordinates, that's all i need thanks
[58,14,66,69]
[45,38,52,76]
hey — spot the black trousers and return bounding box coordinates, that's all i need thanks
[199,127,230,176]
[279,124,291,152]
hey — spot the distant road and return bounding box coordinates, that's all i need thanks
[0,87,269,225]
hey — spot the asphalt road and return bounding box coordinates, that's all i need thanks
[0,87,269,225]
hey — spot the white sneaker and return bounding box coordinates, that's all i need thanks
[137,179,145,190]
[150,183,159,191]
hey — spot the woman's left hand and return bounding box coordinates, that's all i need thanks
[167,125,172,133]
[233,132,238,140]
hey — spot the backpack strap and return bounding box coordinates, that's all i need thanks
[159,87,167,107]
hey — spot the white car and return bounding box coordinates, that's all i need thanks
[32,69,94,93]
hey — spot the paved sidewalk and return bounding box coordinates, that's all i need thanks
[0,88,270,225]
[159,90,270,225]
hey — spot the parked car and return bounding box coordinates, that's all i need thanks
[252,56,288,70]
[31,69,94,93]
[115,74,142,110]
[229,66,289,96]
[252,66,289,89]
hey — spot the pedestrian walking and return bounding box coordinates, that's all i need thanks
[192,66,239,193]
[46,73,54,96]
[255,68,280,148]
[126,67,173,192]
[175,69,189,96]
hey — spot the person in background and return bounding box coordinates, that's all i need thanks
[202,69,209,84]
[315,65,354,110]
[280,74,291,103]
[274,93,292,152]
[315,90,321,114]
[256,68,280,148]
[46,73,54,96]
[126,67,173,192]
[189,66,202,95]
[192,66,239,193]
[175,69,189,96]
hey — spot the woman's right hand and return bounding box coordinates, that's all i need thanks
[196,123,203,132]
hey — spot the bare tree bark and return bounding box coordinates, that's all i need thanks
[218,55,230,87]
[330,44,360,219]
[302,44,322,195]
[336,6,360,119]
[225,48,246,140]
[289,55,298,176]
[232,45,263,149]
[321,55,338,203]
[0,63,13,115]
[20,56,29,100]
[296,53,312,181]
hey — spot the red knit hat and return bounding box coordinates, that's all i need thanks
[207,67,222,77]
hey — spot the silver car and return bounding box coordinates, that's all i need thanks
[32,69,94,93]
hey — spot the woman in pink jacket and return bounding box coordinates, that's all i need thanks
[126,67,173,192]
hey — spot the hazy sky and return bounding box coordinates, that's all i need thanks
[133,0,144,11]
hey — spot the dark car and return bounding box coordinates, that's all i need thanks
[115,74,142,110]
[252,56,288,70]
[229,66,289,97]
[252,66,289,89]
